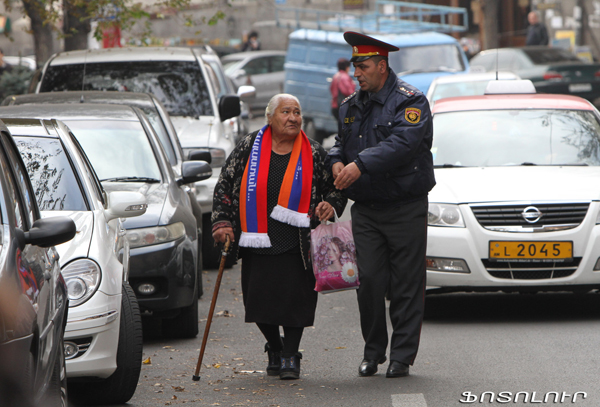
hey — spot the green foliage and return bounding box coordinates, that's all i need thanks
[0,65,34,101]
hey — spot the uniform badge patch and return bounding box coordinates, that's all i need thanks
[405,107,421,124]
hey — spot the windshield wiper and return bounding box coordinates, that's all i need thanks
[434,164,465,168]
[101,176,161,183]
[520,162,537,166]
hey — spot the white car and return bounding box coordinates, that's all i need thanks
[427,81,600,294]
[426,71,520,106]
[32,46,243,267]
[6,118,148,405]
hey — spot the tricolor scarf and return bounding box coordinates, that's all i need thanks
[239,125,313,248]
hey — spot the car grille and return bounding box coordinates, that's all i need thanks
[481,258,581,280]
[471,203,589,231]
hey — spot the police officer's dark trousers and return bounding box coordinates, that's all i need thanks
[352,197,427,365]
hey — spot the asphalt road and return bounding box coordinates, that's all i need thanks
[92,262,600,407]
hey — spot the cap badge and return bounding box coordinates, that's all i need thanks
[353,46,358,54]
[405,107,421,124]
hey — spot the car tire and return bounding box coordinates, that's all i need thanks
[162,287,199,339]
[304,120,326,144]
[68,283,143,405]
[47,341,68,407]
[202,214,237,269]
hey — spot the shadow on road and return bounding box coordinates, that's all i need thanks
[424,291,600,323]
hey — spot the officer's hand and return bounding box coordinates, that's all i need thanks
[332,162,345,180]
[334,162,361,190]
[315,201,335,222]
[213,227,234,244]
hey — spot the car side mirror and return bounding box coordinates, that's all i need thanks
[18,216,77,249]
[237,85,256,100]
[178,161,213,186]
[219,94,241,122]
[105,191,148,221]
[186,149,212,163]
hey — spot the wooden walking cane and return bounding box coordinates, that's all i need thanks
[192,234,231,382]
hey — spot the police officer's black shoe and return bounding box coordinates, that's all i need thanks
[358,356,387,377]
[280,353,302,380]
[386,360,409,378]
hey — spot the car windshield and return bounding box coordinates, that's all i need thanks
[522,48,581,64]
[433,109,600,166]
[388,44,465,74]
[62,120,163,181]
[15,137,87,211]
[40,61,213,118]
[430,80,492,102]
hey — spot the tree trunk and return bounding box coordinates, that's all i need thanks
[63,0,91,51]
[22,0,54,67]
[480,0,500,50]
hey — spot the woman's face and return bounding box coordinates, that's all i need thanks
[327,242,341,263]
[269,98,302,140]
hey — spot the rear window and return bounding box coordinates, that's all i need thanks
[40,61,213,118]
[15,136,87,211]
[522,48,581,64]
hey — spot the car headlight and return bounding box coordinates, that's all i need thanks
[126,222,186,249]
[62,259,101,307]
[428,203,465,227]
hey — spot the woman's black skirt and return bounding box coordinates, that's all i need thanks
[241,249,318,327]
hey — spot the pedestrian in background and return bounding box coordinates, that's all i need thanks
[242,31,261,51]
[330,58,356,121]
[212,94,346,380]
[328,32,435,378]
[526,11,549,46]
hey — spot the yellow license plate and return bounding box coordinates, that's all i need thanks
[489,241,573,260]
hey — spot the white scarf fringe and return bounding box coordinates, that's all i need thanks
[239,232,272,248]
[271,205,311,228]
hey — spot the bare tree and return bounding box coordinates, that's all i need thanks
[479,0,500,50]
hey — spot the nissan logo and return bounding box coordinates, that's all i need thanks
[522,206,543,223]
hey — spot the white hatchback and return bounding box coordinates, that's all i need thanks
[6,118,147,405]
[428,90,600,294]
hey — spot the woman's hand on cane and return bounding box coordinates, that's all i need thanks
[213,227,234,244]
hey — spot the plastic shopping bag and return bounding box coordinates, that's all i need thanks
[311,214,359,293]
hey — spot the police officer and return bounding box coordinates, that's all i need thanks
[328,32,435,378]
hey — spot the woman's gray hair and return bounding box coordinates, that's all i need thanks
[265,93,302,124]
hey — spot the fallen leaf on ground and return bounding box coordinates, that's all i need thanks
[143,357,152,364]
[216,310,234,317]
[335,347,347,349]
[172,386,185,392]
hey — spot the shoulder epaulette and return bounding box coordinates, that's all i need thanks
[398,86,415,97]
[341,91,357,105]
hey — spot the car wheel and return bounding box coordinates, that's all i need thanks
[304,120,326,144]
[68,283,143,405]
[202,214,237,270]
[162,287,199,339]
[47,342,68,407]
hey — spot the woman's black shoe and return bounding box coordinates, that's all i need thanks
[280,353,302,380]
[265,342,283,376]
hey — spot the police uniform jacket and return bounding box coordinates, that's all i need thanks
[328,68,435,206]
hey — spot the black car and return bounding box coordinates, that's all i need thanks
[469,46,600,104]
[0,120,76,406]
[0,103,212,338]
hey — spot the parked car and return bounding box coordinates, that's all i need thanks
[0,119,76,407]
[4,55,36,71]
[0,103,212,338]
[1,90,212,287]
[32,46,243,268]
[427,80,600,294]
[284,29,469,142]
[222,50,287,111]
[469,46,600,105]
[5,117,147,405]
[426,71,520,106]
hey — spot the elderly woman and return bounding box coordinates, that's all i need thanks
[212,94,346,380]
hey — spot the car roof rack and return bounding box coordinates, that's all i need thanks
[484,79,536,95]
[272,0,468,34]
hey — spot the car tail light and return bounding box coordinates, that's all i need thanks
[543,71,563,80]
[595,70,600,78]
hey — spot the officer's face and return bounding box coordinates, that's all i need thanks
[353,58,387,93]
[269,98,302,140]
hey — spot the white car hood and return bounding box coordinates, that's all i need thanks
[170,115,215,148]
[430,166,600,204]
[41,211,93,263]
